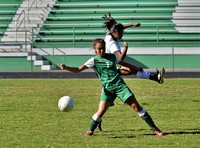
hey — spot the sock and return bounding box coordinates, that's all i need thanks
[149,73,158,81]
[136,71,150,79]
[88,113,102,132]
[138,108,157,130]
[136,71,158,81]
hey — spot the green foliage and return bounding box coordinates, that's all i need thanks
[0,79,200,147]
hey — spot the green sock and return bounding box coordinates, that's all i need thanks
[141,112,157,130]
[88,119,100,133]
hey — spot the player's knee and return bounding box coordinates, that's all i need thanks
[130,68,138,75]
[134,105,143,112]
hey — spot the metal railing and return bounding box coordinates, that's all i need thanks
[1,30,33,52]
[38,47,66,66]
[27,0,39,21]
[16,10,25,40]
[34,25,200,48]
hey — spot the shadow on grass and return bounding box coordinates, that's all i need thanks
[143,128,200,136]
[164,130,200,136]
[101,128,200,138]
[101,129,148,138]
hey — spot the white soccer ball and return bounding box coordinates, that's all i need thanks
[58,96,75,112]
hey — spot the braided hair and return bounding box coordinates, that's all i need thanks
[102,13,124,33]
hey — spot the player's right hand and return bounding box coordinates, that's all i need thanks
[133,23,141,27]
[60,64,66,70]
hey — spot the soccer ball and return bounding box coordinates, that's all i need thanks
[58,96,75,112]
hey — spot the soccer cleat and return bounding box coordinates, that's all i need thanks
[110,102,115,107]
[153,128,164,136]
[97,120,102,131]
[157,68,165,84]
[85,131,93,136]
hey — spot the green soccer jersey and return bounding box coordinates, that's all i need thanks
[84,54,126,91]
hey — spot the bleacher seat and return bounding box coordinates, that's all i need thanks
[0,0,23,41]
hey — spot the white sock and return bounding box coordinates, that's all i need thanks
[136,71,150,79]
[92,113,102,122]
[138,108,147,116]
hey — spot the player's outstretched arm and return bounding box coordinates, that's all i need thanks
[123,23,141,29]
[121,41,128,61]
[61,64,88,73]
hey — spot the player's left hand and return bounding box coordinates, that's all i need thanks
[123,41,128,48]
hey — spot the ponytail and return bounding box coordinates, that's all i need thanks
[102,13,124,33]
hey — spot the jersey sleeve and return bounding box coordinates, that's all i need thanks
[109,42,121,53]
[84,57,94,68]
[114,54,121,64]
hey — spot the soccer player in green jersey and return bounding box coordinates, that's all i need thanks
[61,38,164,136]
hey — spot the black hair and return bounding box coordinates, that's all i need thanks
[102,13,124,33]
[93,38,105,48]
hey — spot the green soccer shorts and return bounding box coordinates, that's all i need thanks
[100,84,134,104]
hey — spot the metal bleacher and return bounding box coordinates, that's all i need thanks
[32,0,199,49]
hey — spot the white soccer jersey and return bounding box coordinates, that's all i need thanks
[105,33,121,54]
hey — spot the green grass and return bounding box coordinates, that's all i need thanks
[0,78,200,148]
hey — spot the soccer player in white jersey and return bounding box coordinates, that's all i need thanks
[61,38,164,137]
[103,13,165,83]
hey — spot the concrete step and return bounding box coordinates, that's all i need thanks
[173,13,200,19]
[173,13,200,16]
[0,45,23,52]
[8,23,40,28]
[173,16,200,19]
[34,60,50,66]
[10,20,43,25]
[22,2,54,6]
[41,65,57,70]
[27,55,43,61]
[0,52,28,56]
[1,38,32,42]
[176,7,200,12]
[4,32,32,37]
[12,16,45,21]
[0,45,31,52]
[178,0,200,6]
[172,19,200,25]
[175,27,200,33]
[15,9,47,15]
[7,27,40,32]
[20,5,48,9]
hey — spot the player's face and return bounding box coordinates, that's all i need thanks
[112,30,124,40]
[94,43,105,57]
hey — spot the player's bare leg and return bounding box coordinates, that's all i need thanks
[85,100,110,136]
[125,96,164,136]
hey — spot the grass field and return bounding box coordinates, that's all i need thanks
[0,78,200,148]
